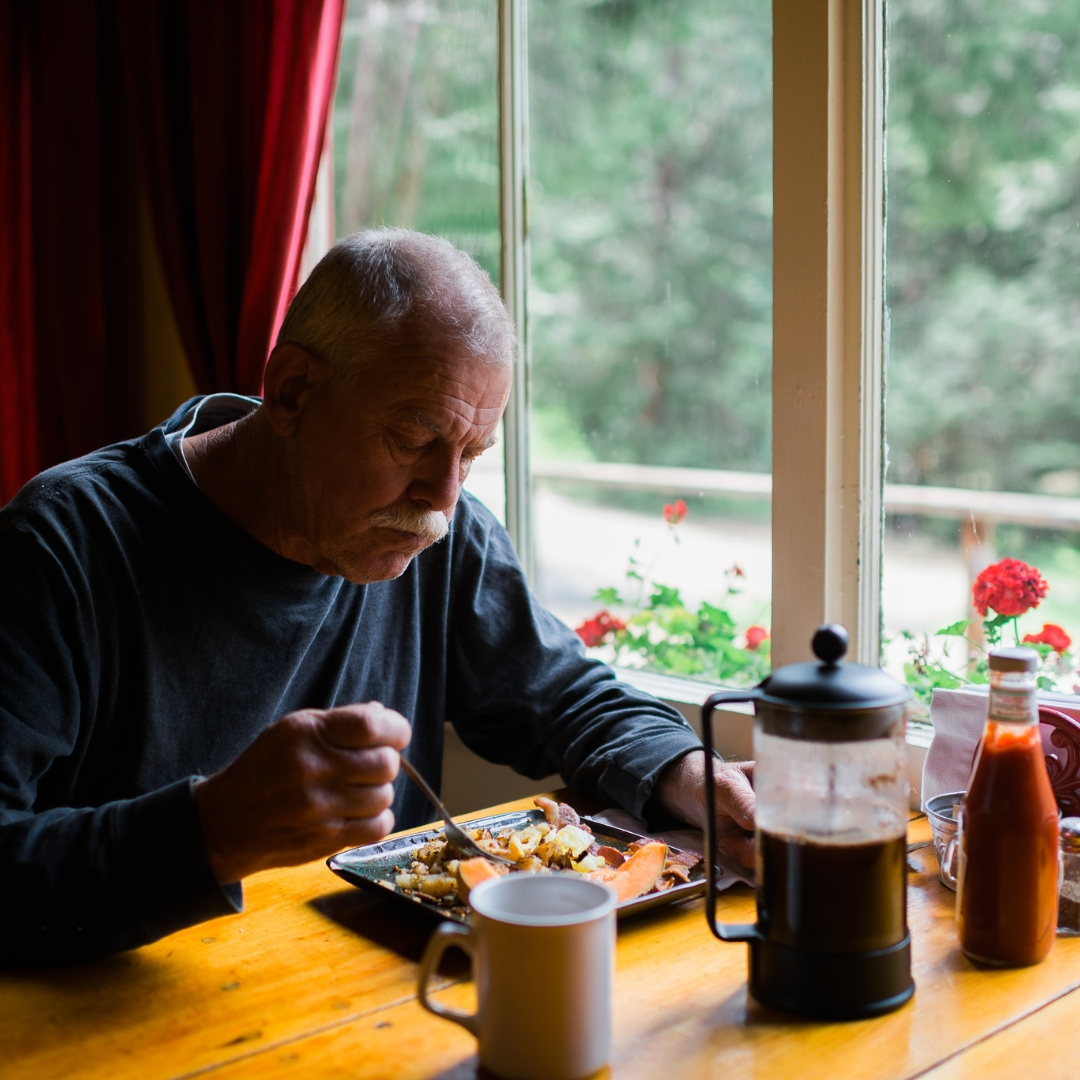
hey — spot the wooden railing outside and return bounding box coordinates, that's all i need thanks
[531,460,1080,530]
[531,461,1080,619]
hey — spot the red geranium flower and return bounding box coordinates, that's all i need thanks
[972,557,1048,618]
[575,610,626,647]
[1023,623,1072,653]
[663,499,688,525]
[744,625,769,651]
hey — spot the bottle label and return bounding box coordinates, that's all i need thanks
[988,686,1038,725]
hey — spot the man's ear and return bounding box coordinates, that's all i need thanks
[262,342,328,437]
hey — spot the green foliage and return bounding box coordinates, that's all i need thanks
[593,586,622,607]
[608,594,770,686]
[887,0,1080,495]
[528,0,772,472]
[648,583,683,609]
[333,1,500,279]
[902,603,1075,711]
[579,521,770,687]
[903,656,964,703]
[981,613,1016,647]
[331,0,1080,507]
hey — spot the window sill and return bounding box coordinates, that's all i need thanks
[614,665,935,811]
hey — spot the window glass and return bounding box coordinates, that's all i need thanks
[528,0,773,686]
[885,1,1080,703]
[331,0,504,518]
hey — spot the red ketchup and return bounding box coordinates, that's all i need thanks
[956,649,1059,966]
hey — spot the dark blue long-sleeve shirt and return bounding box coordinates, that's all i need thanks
[0,398,699,964]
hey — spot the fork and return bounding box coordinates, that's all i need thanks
[398,755,517,865]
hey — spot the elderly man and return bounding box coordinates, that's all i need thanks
[0,229,755,964]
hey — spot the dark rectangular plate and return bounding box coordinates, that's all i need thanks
[327,808,709,924]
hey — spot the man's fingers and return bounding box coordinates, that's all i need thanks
[330,744,401,786]
[317,703,412,751]
[714,761,756,831]
[335,808,397,849]
[717,833,756,869]
[333,780,398,820]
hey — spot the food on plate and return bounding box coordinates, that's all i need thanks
[456,856,507,901]
[584,840,667,902]
[390,797,703,910]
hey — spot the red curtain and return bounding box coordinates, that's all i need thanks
[118,0,346,396]
[0,3,38,501]
[0,1,137,505]
[0,0,344,505]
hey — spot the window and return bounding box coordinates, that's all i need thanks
[324,0,886,709]
[526,1,773,689]
[884,1,1080,704]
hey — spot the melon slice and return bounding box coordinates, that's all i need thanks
[588,841,667,903]
[455,857,508,903]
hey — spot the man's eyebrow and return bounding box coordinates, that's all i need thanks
[408,413,450,438]
[407,413,499,451]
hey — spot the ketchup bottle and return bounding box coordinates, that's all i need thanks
[956,648,1059,966]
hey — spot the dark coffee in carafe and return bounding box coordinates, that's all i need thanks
[757,832,907,953]
[701,625,915,1020]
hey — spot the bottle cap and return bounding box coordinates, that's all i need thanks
[988,647,1038,673]
[1061,817,1080,854]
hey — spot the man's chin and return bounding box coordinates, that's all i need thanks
[333,543,432,584]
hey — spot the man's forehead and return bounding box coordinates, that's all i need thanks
[358,352,511,430]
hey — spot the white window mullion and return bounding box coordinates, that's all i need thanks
[771,0,885,668]
[498,0,533,581]
[850,0,886,666]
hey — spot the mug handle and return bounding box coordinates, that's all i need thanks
[701,690,761,944]
[941,831,960,890]
[417,922,481,1035]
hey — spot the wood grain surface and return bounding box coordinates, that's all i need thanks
[5,800,1080,1080]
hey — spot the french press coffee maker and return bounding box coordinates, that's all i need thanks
[702,624,914,1019]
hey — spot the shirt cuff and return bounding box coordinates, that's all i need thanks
[116,777,243,946]
[602,727,704,822]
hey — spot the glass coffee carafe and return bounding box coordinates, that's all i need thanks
[702,624,914,1019]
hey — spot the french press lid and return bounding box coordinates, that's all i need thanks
[755,624,911,741]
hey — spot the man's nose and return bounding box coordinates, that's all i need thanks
[407,448,463,513]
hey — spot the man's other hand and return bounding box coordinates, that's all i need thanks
[653,750,756,868]
[194,702,412,885]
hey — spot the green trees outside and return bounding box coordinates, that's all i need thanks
[887,0,1080,498]
[528,0,772,471]
[330,0,1080,498]
[331,0,500,283]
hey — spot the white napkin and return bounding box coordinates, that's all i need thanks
[920,687,987,809]
[921,686,1080,809]
[592,808,754,891]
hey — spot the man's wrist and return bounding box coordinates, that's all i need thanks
[193,775,244,885]
[653,750,707,829]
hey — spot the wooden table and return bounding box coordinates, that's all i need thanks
[4,797,1080,1080]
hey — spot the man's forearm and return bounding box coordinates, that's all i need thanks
[0,781,240,965]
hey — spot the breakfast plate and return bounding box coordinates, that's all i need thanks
[327,808,709,924]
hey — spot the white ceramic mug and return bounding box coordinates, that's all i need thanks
[417,873,618,1080]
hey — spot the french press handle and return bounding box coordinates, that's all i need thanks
[701,690,761,945]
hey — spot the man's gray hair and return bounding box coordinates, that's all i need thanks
[277,228,516,380]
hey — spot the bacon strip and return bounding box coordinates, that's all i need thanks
[596,845,626,868]
[534,796,561,828]
[533,796,591,833]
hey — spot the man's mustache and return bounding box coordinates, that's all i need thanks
[368,503,449,545]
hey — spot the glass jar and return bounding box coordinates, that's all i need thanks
[1059,818,1080,937]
